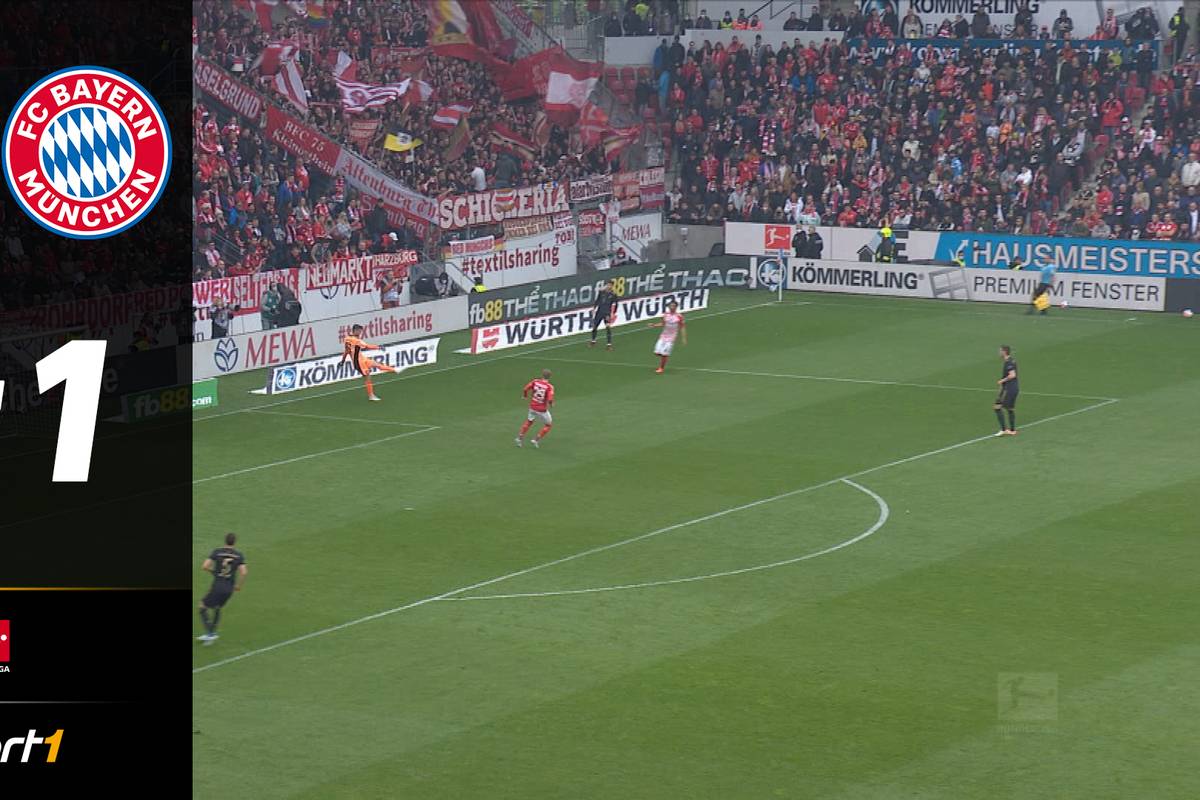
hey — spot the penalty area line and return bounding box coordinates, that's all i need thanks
[449,478,890,601]
[191,397,1113,674]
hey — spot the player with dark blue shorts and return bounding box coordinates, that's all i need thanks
[993,345,1019,436]
[198,532,247,645]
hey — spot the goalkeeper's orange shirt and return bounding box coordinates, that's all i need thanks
[343,335,378,371]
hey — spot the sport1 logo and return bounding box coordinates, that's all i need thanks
[3,66,171,239]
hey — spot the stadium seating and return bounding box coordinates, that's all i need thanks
[191,0,616,280]
[661,30,1195,240]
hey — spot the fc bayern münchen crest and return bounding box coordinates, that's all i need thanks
[2,66,171,239]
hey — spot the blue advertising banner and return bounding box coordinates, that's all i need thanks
[847,38,1159,69]
[934,232,1200,279]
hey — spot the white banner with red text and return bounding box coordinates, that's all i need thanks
[193,253,422,338]
[445,226,577,289]
[610,211,663,263]
[463,289,708,354]
[192,296,466,379]
[438,182,570,230]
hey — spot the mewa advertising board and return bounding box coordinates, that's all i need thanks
[192,295,466,380]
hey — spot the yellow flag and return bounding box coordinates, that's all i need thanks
[384,132,423,152]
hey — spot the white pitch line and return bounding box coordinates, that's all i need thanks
[248,410,434,427]
[191,301,780,423]
[192,426,439,485]
[517,356,1118,402]
[191,397,1115,674]
[450,478,890,601]
[788,298,1144,325]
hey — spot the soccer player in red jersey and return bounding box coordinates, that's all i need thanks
[647,299,687,373]
[516,369,555,448]
[341,324,398,401]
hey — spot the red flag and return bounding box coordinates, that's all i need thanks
[533,110,551,147]
[603,127,641,161]
[0,620,9,662]
[489,121,536,160]
[274,59,308,113]
[331,50,357,81]
[336,77,413,113]
[444,116,471,160]
[432,104,472,129]
[405,78,434,105]
[578,101,611,147]
[544,61,601,125]
[255,42,299,75]
[237,0,280,30]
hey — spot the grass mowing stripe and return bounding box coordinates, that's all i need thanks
[191,398,1111,675]
[449,478,891,600]
[192,426,439,485]
[788,297,1150,324]
[248,410,436,426]
[516,355,1119,401]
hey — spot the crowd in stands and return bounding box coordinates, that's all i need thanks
[652,20,1200,242]
[630,2,1186,47]
[1084,55,1200,241]
[193,0,611,281]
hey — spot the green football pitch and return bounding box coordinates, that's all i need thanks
[193,290,1199,799]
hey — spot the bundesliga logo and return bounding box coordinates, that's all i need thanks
[2,66,171,239]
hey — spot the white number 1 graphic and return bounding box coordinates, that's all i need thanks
[36,340,106,482]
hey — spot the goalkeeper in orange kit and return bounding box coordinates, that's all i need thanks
[341,324,398,401]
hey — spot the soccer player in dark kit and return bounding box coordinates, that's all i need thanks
[198,533,248,645]
[993,345,1019,436]
[588,280,620,350]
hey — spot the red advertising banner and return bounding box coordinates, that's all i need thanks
[194,56,265,120]
[347,117,382,151]
[305,251,419,291]
[578,208,605,236]
[614,171,640,213]
[265,106,341,174]
[437,182,570,230]
[613,168,665,214]
[192,270,302,318]
[639,166,665,210]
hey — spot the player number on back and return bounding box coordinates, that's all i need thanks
[0,340,106,482]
